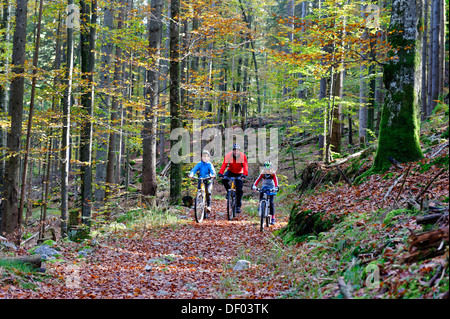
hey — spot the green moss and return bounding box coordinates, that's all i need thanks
[281,206,342,243]
[383,208,409,227]
[374,29,423,173]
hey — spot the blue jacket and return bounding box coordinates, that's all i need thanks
[189,161,216,179]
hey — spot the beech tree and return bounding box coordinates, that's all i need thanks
[373,0,424,171]
[169,0,182,204]
[61,0,76,238]
[1,0,28,239]
[142,0,163,206]
[79,0,97,227]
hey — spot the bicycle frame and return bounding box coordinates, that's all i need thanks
[192,177,212,223]
[222,176,243,220]
[255,187,276,231]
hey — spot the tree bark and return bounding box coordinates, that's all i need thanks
[359,64,367,147]
[373,0,424,172]
[79,0,97,227]
[421,0,429,119]
[0,2,10,215]
[18,0,44,231]
[61,0,75,238]
[1,0,28,239]
[169,0,182,204]
[142,0,162,206]
[94,1,114,204]
[330,70,343,154]
[429,0,440,112]
[106,0,125,198]
[0,255,42,269]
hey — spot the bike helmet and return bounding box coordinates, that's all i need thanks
[264,161,273,169]
[232,143,241,150]
[202,150,211,157]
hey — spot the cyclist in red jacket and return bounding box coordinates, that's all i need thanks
[218,143,248,213]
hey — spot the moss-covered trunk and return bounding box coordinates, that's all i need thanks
[373,0,424,172]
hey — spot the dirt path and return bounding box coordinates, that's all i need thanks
[4,199,291,299]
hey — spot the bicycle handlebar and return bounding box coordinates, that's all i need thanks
[220,175,245,181]
[191,176,214,180]
[254,187,277,193]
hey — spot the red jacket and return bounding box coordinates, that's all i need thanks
[253,173,278,188]
[219,151,248,176]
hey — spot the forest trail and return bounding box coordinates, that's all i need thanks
[4,199,291,299]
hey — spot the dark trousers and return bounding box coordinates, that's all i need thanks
[198,179,213,207]
[259,192,275,216]
[222,171,244,208]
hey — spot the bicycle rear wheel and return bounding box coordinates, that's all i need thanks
[194,194,204,223]
[260,201,266,231]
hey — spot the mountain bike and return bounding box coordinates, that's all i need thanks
[222,176,243,221]
[192,176,213,223]
[255,187,277,231]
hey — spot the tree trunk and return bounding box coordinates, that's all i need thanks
[18,0,44,230]
[61,0,75,238]
[373,0,424,172]
[142,0,162,206]
[318,77,327,159]
[429,0,440,113]
[169,0,182,204]
[438,0,444,97]
[106,0,125,198]
[79,0,97,227]
[0,0,11,231]
[421,0,429,119]
[94,1,114,204]
[0,255,42,269]
[330,70,343,154]
[1,0,28,239]
[359,64,367,147]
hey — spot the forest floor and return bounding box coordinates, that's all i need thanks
[0,197,294,299]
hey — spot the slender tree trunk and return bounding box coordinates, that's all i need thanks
[429,0,440,112]
[438,0,444,96]
[18,0,44,230]
[169,0,182,204]
[0,0,11,229]
[1,0,28,239]
[79,0,97,228]
[421,0,429,119]
[106,0,125,198]
[359,64,367,147]
[61,0,75,238]
[142,0,162,206]
[374,0,424,171]
[330,70,343,154]
[94,1,114,204]
[318,77,327,159]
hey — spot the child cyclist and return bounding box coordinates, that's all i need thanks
[189,150,216,218]
[252,162,279,225]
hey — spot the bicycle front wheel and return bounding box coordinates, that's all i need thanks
[260,201,266,231]
[194,194,205,223]
[227,192,235,221]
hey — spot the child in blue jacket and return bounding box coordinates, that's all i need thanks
[189,150,216,217]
